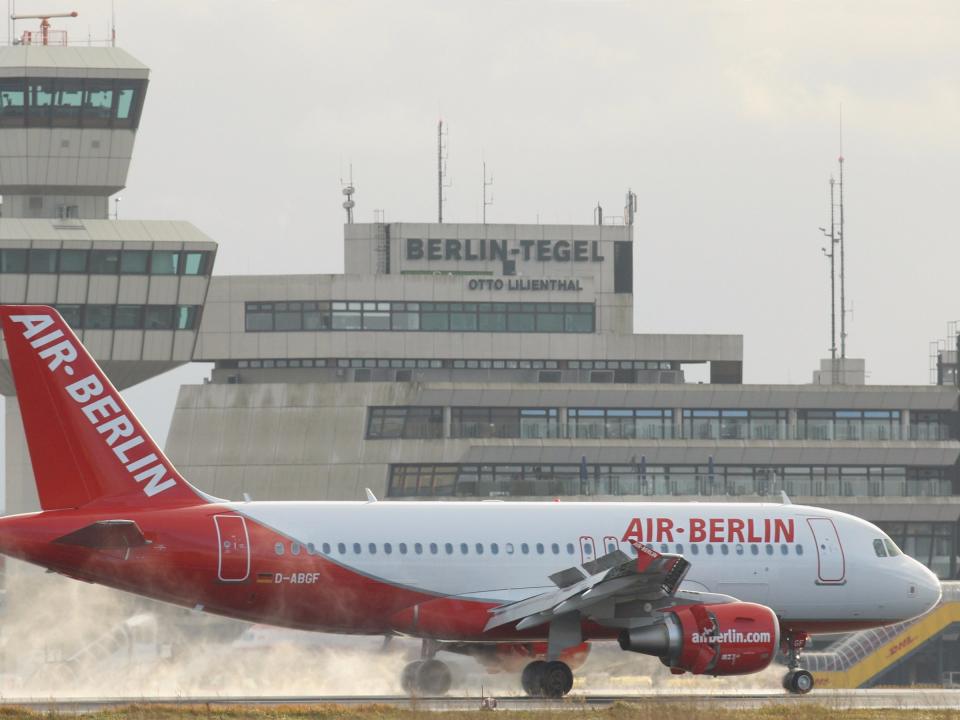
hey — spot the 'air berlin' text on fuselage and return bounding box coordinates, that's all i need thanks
[621,517,795,544]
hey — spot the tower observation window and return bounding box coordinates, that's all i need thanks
[0,77,147,129]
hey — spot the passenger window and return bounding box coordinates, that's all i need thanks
[491,543,499,555]
[566,543,575,555]
[291,542,301,556]
[337,543,346,554]
[780,544,788,555]
[874,539,888,557]
[721,544,729,555]
[306,543,316,555]
[660,543,669,552]
[536,543,545,555]
[796,544,803,555]
[368,543,377,555]
[475,543,484,555]
[551,543,560,555]
[506,543,515,555]
[765,544,773,556]
[353,543,362,554]
[750,544,759,555]
[675,543,684,554]
[414,543,423,555]
[429,543,438,555]
[521,543,530,554]
[321,543,331,554]
[607,542,616,553]
[735,543,744,555]
[461,542,469,554]
[274,542,284,556]
[691,544,699,555]
[399,543,408,555]
[445,543,453,555]
[384,543,393,555]
[705,545,714,555]
[584,543,593,555]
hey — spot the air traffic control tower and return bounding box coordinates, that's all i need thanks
[0,19,218,514]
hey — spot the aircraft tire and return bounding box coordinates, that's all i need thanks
[416,658,452,696]
[541,660,574,698]
[521,660,547,696]
[788,669,814,694]
[401,660,424,695]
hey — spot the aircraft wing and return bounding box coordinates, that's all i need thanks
[484,544,692,631]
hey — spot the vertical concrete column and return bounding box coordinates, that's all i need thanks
[673,408,683,439]
[4,399,40,515]
[788,409,798,440]
[900,409,910,441]
[558,408,568,439]
[443,405,451,439]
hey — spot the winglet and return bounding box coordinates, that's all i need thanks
[781,490,792,505]
[365,488,378,503]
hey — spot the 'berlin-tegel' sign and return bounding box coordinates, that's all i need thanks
[406,238,604,262]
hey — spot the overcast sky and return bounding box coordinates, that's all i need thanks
[3,0,960,458]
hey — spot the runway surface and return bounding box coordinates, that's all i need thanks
[0,689,958,713]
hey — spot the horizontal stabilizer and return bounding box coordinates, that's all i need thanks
[54,520,147,549]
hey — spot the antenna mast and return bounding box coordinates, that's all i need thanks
[437,120,451,223]
[341,165,356,224]
[482,159,493,224]
[838,154,846,358]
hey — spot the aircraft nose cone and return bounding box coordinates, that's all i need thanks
[910,564,942,616]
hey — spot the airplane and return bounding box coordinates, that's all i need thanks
[0,305,942,698]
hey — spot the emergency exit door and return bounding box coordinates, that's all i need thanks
[214,515,250,582]
[807,517,845,584]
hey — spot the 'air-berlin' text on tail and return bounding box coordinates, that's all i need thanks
[0,305,208,511]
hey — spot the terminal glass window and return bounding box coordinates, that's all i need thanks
[59,249,88,273]
[89,250,120,274]
[367,407,444,440]
[451,407,559,439]
[121,250,150,274]
[28,249,57,273]
[151,251,180,275]
[797,410,902,441]
[877,521,958,579]
[0,248,27,272]
[568,409,673,440]
[114,305,143,329]
[683,409,787,440]
[245,300,595,334]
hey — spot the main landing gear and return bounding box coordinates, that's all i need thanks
[781,630,813,695]
[401,640,452,696]
[521,659,574,698]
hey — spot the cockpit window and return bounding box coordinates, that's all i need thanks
[873,539,887,557]
[883,538,902,556]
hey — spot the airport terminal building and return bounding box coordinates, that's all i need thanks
[0,39,959,688]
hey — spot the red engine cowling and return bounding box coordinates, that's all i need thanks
[618,602,779,676]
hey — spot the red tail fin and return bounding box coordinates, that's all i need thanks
[1,305,207,511]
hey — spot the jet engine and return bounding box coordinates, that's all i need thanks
[618,602,779,676]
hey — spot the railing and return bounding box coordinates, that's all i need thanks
[19,29,68,46]
[803,582,960,674]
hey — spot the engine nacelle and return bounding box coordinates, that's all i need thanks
[618,602,779,676]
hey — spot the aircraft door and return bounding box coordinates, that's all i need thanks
[579,536,596,564]
[807,517,845,584]
[214,514,250,582]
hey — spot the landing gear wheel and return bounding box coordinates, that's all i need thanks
[401,660,424,695]
[416,658,452,696]
[541,660,574,698]
[787,669,814,694]
[521,660,547,696]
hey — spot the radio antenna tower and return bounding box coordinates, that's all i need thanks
[482,159,493,224]
[819,179,839,367]
[437,120,451,223]
[340,164,356,224]
[838,110,847,357]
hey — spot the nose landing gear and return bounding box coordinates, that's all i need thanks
[781,630,813,694]
[520,659,574,698]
